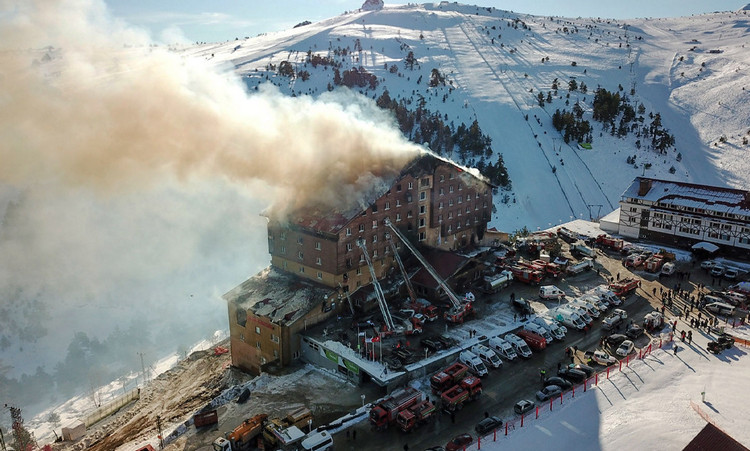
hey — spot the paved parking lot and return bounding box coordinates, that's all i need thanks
[335,246,735,451]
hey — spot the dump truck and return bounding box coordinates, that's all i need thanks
[609,278,641,297]
[193,409,218,429]
[395,399,437,432]
[369,387,422,431]
[213,414,268,451]
[440,376,483,411]
[567,258,594,275]
[479,270,514,293]
[262,419,306,449]
[570,241,596,258]
[557,227,578,243]
[596,234,624,251]
[430,362,470,394]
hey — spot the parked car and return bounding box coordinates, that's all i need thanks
[701,260,718,270]
[475,416,503,435]
[446,433,474,451]
[616,340,635,357]
[570,363,596,376]
[543,376,572,389]
[536,385,563,401]
[513,399,535,415]
[724,268,739,280]
[592,350,617,365]
[420,337,444,353]
[604,333,629,348]
[626,324,644,340]
[558,368,587,384]
[711,265,726,277]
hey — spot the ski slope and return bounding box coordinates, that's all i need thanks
[181,3,750,232]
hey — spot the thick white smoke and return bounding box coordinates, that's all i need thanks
[0,0,421,400]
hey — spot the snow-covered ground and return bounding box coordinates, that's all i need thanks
[467,324,750,450]
[3,1,750,444]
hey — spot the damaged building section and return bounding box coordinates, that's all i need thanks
[225,152,495,385]
[224,268,343,376]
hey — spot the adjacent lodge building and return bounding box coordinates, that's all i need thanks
[618,177,750,256]
[224,153,494,376]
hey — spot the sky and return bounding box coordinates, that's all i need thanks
[104,0,750,44]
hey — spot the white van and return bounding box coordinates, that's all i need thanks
[567,302,597,322]
[550,308,587,330]
[300,430,333,451]
[532,316,567,339]
[592,285,622,306]
[459,350,489,377]
[706,302,735,316]
[470,344,503,369]
[488,336,517,361]
[504,333,532,358]
[539,285,566,301]
[569,299,601,317]
[524,322,554,343]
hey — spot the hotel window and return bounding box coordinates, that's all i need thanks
[449,185,454,193]
[346,227,351,236]
[371,204,378,213]
[407,210,413,218]
[421,177,430,187]
[372,234,378,243]
[396,199,402,207]
[440,175,445,182]
[359,224,365,232]
[280,246,286,254]
[316,257,322,265]
[298,251,304,260]
[418,232,426,241]
[385,201,390,210]
[439,188,444,195]
[420,205,426,215]
[458,196,462,204]
[255,326,261,334]
[408,181,413,189]
[372,220,378,229]
[396,213,402,222]
[297,237,304,245]
[420,191,426,201]
[299,266,305,273]
[315,241,321,250]
[346,243,353,251]
[317,272,323,280]
[419,218,425,228]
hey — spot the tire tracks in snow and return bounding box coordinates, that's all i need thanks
[459,14,616,215]
[450,15,577,216]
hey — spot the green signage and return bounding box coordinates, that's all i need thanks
[324,349,338,363]
[343,359,359,374]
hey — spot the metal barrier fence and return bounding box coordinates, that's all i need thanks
[469,333,674,450]
[82,388,140,427]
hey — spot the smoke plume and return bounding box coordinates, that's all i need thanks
[0,0,420,399]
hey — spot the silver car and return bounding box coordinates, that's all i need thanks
[536,385,563,401]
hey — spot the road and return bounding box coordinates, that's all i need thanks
[335,247,715,451]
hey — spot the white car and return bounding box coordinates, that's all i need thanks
[616,340,635,357]
[701,260,718,270]
[592,350,617,365]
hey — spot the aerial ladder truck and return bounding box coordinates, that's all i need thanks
[385,231,438,322]
[356,238,396,335]
[383,219,473,324]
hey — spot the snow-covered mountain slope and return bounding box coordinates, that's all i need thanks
[179,3,750,232]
